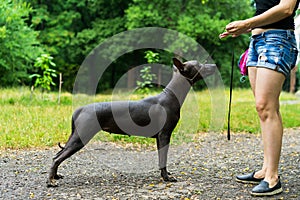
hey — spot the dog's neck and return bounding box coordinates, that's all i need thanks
[164,71,192,106]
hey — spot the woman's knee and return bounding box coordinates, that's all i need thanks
[255,101,268,121]
[255,100,279,121]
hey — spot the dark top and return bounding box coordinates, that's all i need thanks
[255,0,300,30]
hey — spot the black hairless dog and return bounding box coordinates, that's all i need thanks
[47,58,216,187]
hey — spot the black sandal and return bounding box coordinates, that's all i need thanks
[236,171,264,184]
[251,179,283,196]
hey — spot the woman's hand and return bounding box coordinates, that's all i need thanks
[219,20,251,38]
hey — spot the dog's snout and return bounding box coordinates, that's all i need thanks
[204,63,217,68]
[204,64,217,74]
[198,63,216,78]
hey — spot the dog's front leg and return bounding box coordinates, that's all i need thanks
[156,132,177,182]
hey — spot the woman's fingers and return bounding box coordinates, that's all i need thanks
[219,31,230,39]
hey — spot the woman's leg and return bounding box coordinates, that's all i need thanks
[248,67,268,179]
[250,67,286,187]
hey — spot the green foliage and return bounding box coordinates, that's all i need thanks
[136,51,158,94]
[29,54,57,91]
[145,51,160,64]
[125,0,254,89]
[27,0,131,91]
[175,0,253,88]
[2,0,257,91]
[0,0,43,85]
[125,0,181,29]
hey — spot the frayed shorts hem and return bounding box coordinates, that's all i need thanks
[247,65,287,77]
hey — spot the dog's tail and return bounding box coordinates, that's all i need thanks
[53,143,65,159]
[58,142,65,150]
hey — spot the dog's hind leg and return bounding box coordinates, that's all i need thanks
[47,127,85,187]
[47,108,100,187]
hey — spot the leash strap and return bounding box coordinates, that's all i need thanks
[227,50,234,140]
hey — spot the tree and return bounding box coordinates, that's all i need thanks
[125,0,254,88]
[175,0,254,87]
[28,0,132,91]
[4,0,255,90]
[0,0,43,86]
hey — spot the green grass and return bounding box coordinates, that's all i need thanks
[0,87,299,149]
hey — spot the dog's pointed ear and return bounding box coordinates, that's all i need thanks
[172,58,184,71]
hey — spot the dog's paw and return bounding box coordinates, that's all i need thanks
[165,176,177,182]
[160,168,177,182]
[46,179,59,188]
[162,175,177,182]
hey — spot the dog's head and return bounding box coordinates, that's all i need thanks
[172,57,216,84]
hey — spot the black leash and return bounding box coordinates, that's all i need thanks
[227,50,234,141]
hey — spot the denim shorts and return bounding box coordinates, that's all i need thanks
[246,30,298,77]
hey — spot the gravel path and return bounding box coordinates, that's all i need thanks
[0,128,299,200]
